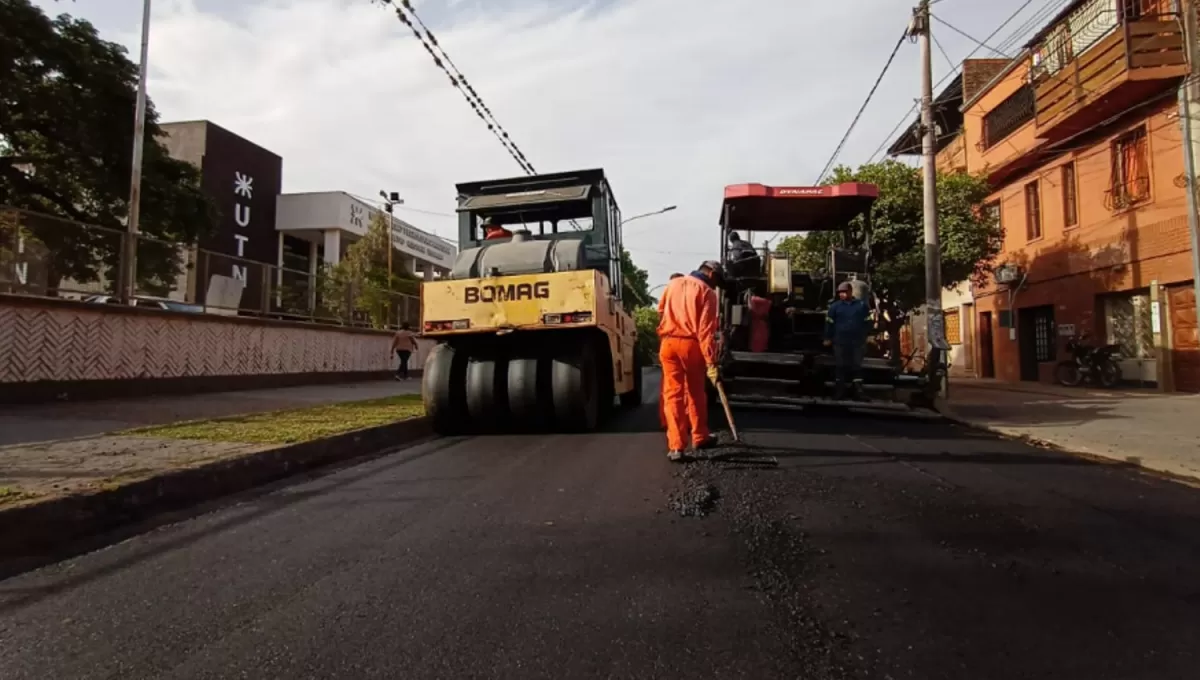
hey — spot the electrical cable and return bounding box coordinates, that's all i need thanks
[379,0,536,175]
[931,13,1011,57]
[378,2,599,231]
[814,29,910,184]
[865,0,1045,163]
[931,31,956,71]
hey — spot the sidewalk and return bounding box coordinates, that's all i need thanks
[943,378,1200,482]
[0,379,422,447]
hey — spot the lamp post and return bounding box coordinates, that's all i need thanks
[621,205,677,226]
[120,0,153,304]
[380,190,403,326]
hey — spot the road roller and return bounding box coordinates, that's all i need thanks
[419,168,642,435]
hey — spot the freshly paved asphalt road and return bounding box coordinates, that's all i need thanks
[2,378,1199,679]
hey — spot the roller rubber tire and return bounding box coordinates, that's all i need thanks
[423,343,469,435]
[619,348,644,408]
[465,348,509,433]
[507,352,551,431]
[551,341,599,432]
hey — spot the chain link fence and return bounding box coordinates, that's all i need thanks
[0,205,421,330]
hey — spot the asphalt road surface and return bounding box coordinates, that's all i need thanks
[2,380,1199,679]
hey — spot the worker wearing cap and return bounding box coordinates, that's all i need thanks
[657,261,722,461]
[824,280,872,400]
[482,222,512,240]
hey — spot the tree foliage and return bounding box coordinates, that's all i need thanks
[774,160,1002,312]
[322,211,416,328]
[620,248,651,310]
[632,305,660,365]
[0,0,217,292]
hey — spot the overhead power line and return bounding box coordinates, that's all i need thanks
[865,0,1044,163]
[931,14,1010,57]
[814,29,910,183]
[379,0,537,175]
[931,32,955,71]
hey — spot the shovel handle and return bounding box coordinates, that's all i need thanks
[713,380,740,442]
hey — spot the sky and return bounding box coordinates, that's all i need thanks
[34,0,1069,288]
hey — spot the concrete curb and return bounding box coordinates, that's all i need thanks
[932,398,1200,487]
[0,416,434,564]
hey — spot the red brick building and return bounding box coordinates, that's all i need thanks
[916,0,1199,391]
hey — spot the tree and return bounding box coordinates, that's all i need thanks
[633,305,660,365]
[322,211,416,328]
[774,233,825,273]
[0,0,217,294]
[620,248,651,310]
[774,160,1002,312]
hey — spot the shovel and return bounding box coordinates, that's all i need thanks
[712,378,741,443]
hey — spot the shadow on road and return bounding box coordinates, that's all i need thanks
[0,438,463,608]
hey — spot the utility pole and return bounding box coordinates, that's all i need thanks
[910,0,949,378]
[120,0,152,305]
[1179,0,1200,355]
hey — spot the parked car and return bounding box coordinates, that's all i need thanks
[81,294,204,314]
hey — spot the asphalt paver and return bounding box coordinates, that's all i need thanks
[2,392,1198,679]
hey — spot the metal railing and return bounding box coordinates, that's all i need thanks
[1030,0,1177,82]
[0,205,422,330]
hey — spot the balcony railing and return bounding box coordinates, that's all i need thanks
[1029,0,1187,136]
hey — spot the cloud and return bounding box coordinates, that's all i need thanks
[35,0,1039,285]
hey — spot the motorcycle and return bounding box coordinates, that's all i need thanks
[1055,334,1123,388]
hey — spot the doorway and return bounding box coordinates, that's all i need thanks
[979,311,995,378]
[962,303,976,376]
[1018,305,1056,382]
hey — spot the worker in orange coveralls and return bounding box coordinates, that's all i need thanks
[658,273,686,428]
[657,261,723,462]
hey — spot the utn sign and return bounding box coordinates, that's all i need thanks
[162,121,282,308]
[12,231,28,286]
[232,171,253,283]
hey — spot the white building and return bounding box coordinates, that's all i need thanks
[274,191,456,282]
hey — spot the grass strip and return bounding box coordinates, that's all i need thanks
[124,394,425,445]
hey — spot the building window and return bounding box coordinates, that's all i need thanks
[944,308,962,345]
[982,84,1035,149]
[1061,162,1078,228]
[982,201,1000,227]
[1109,125,1150,210]
[1024,181,1042,241]
[1104,291,1156,359]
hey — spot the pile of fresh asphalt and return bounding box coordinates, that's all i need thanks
[664,429,871,680]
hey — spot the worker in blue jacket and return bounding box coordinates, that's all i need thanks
[824,281,872,400]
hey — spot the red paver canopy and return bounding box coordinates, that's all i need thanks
[719,182,878,233]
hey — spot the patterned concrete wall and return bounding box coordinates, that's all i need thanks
[0,296,430,384]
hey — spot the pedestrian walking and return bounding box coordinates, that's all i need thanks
[657,262,722,461]
[390,322,419,380]
[824,281,871,400]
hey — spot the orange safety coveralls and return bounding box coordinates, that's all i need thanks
[657,274,718,451]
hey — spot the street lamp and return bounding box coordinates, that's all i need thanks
[120,0,153,304]
[380,191,404,326]
[380,190,404,274]
[621,205,677,226]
